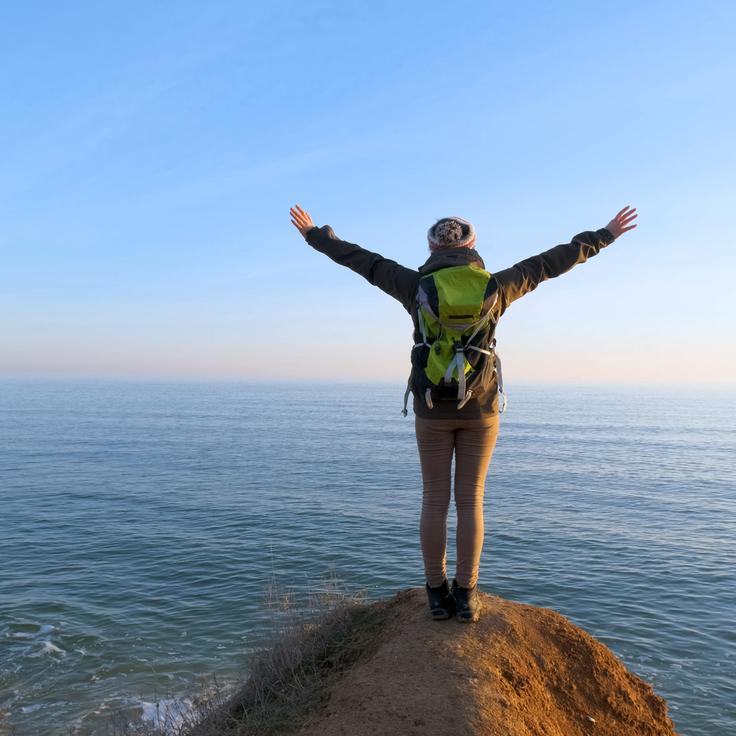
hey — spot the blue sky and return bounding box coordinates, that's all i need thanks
[1,1,734,383]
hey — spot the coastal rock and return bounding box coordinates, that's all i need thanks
[292,588,679,736]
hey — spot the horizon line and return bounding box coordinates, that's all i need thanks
[1,375,735,390]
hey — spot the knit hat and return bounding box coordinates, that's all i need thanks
[427,216,476,252]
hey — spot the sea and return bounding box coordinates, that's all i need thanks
[0,380,734,736]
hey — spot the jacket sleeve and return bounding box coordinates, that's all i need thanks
[305,224,419,313]
[493,228,615,315]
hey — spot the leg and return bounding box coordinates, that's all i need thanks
[415,416,456,588]
[453,416,500,589]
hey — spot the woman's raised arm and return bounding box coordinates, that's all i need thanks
[290,204,419,314]
[493,205,638,315]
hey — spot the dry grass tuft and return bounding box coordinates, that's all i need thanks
[187,576,388,736]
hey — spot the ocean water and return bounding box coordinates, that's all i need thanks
[0,380,734,736]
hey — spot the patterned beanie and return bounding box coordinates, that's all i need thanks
[427,216,476,252]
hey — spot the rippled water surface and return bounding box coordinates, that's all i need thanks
[1,380,734,735]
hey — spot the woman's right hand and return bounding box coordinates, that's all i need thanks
[605,206,638,239]
[290,204,316,238]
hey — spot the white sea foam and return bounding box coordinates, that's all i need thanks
[8,623,56,639]
[41,641,65,656]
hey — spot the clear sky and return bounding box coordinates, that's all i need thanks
[1,1,734,384]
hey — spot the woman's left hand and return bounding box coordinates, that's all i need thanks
[605,206,638,239]
[290,204,315,238]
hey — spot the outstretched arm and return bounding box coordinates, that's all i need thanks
[290,204,419,313]
[494,206,638,314]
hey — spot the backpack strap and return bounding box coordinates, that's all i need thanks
[415,303,431,348]
[401,379,412,416]
[495,347,507,413]
[443,343,468,401]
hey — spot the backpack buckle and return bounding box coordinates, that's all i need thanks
[457,390,473,410]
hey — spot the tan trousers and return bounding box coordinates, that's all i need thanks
[414,414,500,589]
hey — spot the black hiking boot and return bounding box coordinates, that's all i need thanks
[451,578,481,623]
[425,578,455,620]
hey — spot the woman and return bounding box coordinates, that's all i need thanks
[290,204,638,622]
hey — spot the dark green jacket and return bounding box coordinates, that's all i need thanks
[305,224,615,418]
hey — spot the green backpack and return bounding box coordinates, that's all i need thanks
[401,264,507,415]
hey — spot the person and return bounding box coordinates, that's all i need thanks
[289,204,638,622]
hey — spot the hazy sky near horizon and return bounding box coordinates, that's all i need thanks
[1,1,735,384]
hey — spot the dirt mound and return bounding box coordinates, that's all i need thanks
[293,588,679,736]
